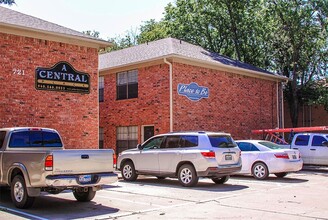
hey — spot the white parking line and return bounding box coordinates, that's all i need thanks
[0,205,48,220]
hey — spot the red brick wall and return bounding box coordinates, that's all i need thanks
[173,63,278,139]
[0,33,99,149]
[100,64,171,149]
[284,103,328,128]
[100,62,278,149]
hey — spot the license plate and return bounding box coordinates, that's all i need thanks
[292,155,297,159]
[225,154,232,160]
[79,175,91,183]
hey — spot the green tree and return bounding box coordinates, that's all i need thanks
[0,0,15,5]
[107,28,139,51]
[83,30,100,38]
[137,19,170,44]
[162,0,271,68]
[266,0,328,127]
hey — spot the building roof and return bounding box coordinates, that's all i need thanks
[99,37,287,81]
[0,6,111,48]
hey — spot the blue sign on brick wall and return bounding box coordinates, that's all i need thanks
[177,82,209,101]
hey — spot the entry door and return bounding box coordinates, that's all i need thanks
[143,126,154,142]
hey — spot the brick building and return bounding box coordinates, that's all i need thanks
[99,38,287,154]
[0,6,111,149]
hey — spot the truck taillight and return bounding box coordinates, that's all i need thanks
[113,153,117,167]
[45,155,53,171]
[201,151,216,158]
[274,153,289,159]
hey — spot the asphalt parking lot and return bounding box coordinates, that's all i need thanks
[1,166,328,220]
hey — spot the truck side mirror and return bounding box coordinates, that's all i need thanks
[322,141,328,147]
[137,144,143,150]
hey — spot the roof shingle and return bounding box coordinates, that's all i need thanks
[0,6,108,44]
[99,37,282,78]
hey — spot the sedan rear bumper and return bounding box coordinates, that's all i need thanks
[270,159,303,173]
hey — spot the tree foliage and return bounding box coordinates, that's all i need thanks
[265,0,328,126]
[107,28,139,52]
[83,30,100,38]
[163,0,272,69]
[0,0,15,5]
[137,19,170,44]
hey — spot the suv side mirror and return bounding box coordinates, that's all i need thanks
[137,144,143,150]
[322,141,328,147]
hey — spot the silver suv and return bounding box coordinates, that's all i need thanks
[117,131,242,187]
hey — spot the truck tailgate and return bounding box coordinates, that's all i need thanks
[51,149,114,175]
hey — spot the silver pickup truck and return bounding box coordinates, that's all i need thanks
[0,127,117,208]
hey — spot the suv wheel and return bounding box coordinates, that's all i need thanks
[121,161,138,181]
[211,175,230,184]
[178,164,198,187]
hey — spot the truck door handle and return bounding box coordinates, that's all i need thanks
[310,149,316,151]
[292,148,298,150]
[81,155,89,159]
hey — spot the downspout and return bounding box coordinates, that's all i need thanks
[281,82,285,128]
[276,81,280,128]
[164,58,173,132]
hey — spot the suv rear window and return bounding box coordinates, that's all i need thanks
[209,135,237,148]
[9,131,62,148]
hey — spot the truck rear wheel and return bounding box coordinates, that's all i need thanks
[211,175,230,184]
[11,175,35,209]
[73,187,96,202]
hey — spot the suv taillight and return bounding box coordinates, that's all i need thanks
[201,151,216,158]
[45,155,53,171]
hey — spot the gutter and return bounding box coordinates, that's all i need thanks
[164,58,173,132]
[100,54,288,82]
[0,22,112,49]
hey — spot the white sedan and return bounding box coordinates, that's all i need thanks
[235,140,303,180]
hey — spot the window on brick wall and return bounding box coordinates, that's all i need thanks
[99,76,104,102]
[116,126,138,154]
[116,70,138,100]
[99,127,104,149]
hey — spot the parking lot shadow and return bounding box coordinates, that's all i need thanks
[117,177,249,192]
[231,174,309,183]
[0,189,119,219]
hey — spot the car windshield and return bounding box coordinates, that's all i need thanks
[258,141,282,150]
[209,135,237,148]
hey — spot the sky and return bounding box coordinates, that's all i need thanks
[3,0,174,40]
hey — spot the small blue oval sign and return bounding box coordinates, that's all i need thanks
[177,82,209,101]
